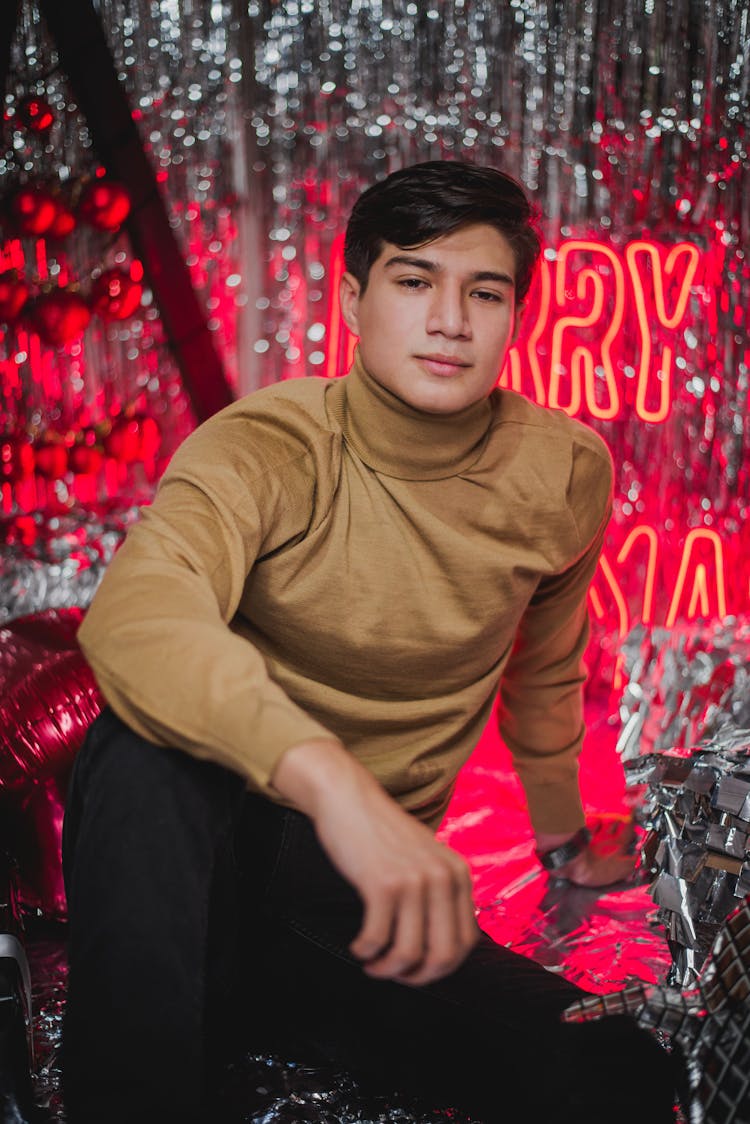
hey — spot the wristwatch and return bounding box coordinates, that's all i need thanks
[536,826,592,872]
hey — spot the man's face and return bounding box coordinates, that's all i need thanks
[339,222,521,415]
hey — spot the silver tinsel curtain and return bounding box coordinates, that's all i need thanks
[238,0,748,373]
[1,0,749,645]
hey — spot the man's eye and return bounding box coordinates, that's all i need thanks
[398,278,428,289]
[474,290,503,302]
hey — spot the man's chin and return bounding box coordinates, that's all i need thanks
[405,385,484,416]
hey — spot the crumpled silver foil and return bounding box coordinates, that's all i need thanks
[618,619,750,763]
[222,1056,478,1123]
[616,618,750,994]
[626,734,750,989]
[26,931,67,1122]
[0,503,144,626]
[563,896,750,1124]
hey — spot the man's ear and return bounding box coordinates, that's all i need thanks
[339,272,362,336]
[511,302,525,344]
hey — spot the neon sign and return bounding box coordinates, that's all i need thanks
[588,524,737,687]
[591,525,731,635]
[325,236,706,425]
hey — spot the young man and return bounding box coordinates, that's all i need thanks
[63,161,675,1122]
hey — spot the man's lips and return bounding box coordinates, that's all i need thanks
[415,355,471,377]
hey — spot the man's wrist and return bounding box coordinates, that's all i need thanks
[535,826,591,872]
[270,737,351,817]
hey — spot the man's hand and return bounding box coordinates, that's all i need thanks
[536,814,637,888]
[272,739,479,986]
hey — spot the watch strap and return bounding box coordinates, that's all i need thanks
[536,826,592,872]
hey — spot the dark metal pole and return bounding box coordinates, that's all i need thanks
[37,0,234,422]
[0,1,21,147]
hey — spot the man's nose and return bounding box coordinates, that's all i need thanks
[426,286,470,338]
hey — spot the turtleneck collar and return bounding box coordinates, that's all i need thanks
[326,348,493,481]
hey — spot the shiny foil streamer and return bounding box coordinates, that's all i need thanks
[616,616,750,987]
[618,617,750,761]
[631,735,750,984]
[0,501,140,623]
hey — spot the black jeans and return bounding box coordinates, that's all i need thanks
[62,709,676,1123]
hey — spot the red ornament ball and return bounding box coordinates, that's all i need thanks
[105,414,161,464]
[90,268,143,321]
[16,94,55,133]
[78,179,131,231]
[34,441,69,480]
[30,289,91,348]
[4,513,37,548]
[69,442,103,476]
[10,183,58,236]
[0,437,35,483]
[0,270,30,325]
[46,199,76,240]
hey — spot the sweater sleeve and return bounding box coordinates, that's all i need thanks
[497,438,614,835]
[77,406,340,792]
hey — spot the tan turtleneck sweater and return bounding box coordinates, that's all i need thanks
[78,351,613,834]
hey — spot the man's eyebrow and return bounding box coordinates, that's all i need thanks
[384,254,440,272]
[383,254,515,286]
[473,270,515,286]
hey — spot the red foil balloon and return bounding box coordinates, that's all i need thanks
[1,437,35,483]
[8,776,70,919]
[16,94,55,133]
[78,179,131,231]
[105,414,161,463]
[90,267,143,321]
[0,270,30,325]
[30,289,91,347]
[9,183,57,236]
[0,608,102,792]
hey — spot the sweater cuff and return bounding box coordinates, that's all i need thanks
[247,701,341,793]
[520,773,586,836]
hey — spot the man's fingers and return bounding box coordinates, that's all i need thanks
[362,883,425,978]
[395,860,476,987]
[456,868,480,954]
[422,865,460,980]
[350,891,396,962]
[353,858,477,985]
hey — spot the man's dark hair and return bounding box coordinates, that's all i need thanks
[344,160,541,302]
